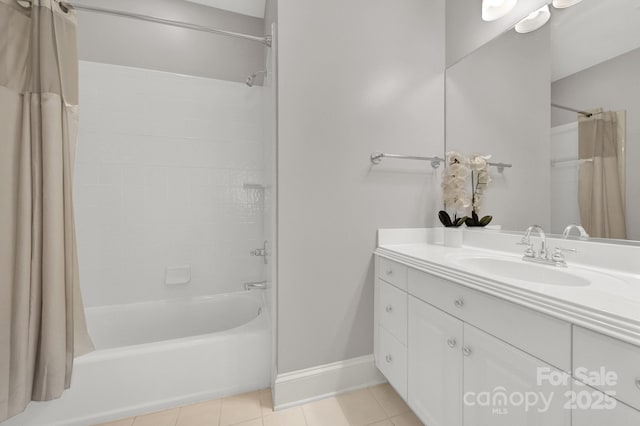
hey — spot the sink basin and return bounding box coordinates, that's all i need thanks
[455,256,591,287]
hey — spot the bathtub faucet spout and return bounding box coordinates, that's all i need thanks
[244,280,268,290]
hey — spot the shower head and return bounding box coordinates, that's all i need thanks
[245,70,268,87]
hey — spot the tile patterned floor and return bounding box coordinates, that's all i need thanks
[95,384,424,426]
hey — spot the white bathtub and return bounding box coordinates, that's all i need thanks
[4,291,271,426]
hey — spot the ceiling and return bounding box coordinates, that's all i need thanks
[551,0,640,81]
[183,0,266,18]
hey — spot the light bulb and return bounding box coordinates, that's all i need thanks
[515,4,551,33]
[482,0,518,21]
[552,0,584,9]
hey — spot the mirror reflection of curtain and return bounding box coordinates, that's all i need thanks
[0,0,94,421]
[578,109,627,239]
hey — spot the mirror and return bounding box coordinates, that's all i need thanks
[445,17,551,233]
[445,0,640,242]
[550,0,640,240]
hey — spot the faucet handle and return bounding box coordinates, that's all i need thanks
[517,235,531,245]
[555,247,577,254]
[551,247,576,265]
[517,241,535,257]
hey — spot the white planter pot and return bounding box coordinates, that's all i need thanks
[443,227,463,248]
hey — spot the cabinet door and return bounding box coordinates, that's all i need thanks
[463,324,571,426]
[573,326,640,411]
[572,382,640,426]
[408,296,463,426]
[377,326,408,400]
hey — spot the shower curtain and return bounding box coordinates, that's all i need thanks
[577,109,627,239]
[0,0,93,421]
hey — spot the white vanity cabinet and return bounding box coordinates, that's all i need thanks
[373,226,640,425]
[374,258,408,400]
[406,294,569,426]
[463,324,570,425]
[573,326,640,412]
[571,383,640,426]
[408,268,572,373]
[408,296,463,426]
[375,255,572,426]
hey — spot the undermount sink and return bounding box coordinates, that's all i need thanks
[453,256,591,287]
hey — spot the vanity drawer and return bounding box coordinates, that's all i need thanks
[376,326,407,400]
[378,280,407,344]
[573,326,640,411]
[408,269,571,372]
[571,380,640,426]
[378,257,407,291]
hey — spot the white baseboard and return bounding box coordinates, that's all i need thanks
[273,354,386,410]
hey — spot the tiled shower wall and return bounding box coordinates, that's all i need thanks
[75,61,265,307]
[550,123,580,235]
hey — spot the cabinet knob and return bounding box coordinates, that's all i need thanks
[386,269,394,276]
[447,338,457,348]
[636,379,640,391]
[385,354,393,363]
[454,298,464,308]
[462,347,472,357]
[385,305,393,313]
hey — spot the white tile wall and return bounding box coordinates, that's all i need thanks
[550,122,580,235]
[75,61,265,307]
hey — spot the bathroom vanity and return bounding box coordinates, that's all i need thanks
[374,228,640,426]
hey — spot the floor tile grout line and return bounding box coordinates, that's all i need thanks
[366,384,412,419]
[364,385,390,419]
[100,385,420,426]
[173,406,180,426]
[299,402,310,426]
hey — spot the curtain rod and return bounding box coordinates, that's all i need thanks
[551,103,593,118]
[59,2,272,47]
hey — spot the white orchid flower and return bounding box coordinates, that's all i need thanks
[453,195,472,210]
[469,154,491,171]
[448,163,470,178]
[477,170,491,185]
[446,151,468,166]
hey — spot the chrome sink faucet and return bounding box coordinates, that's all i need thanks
[562,224,589,239]
[518,225,574,267]
[520,225,548,259]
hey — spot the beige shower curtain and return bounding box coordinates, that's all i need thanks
[578,109,627,239]
[0,0,93,421]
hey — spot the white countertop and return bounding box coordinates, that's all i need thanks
[376,228,640,347]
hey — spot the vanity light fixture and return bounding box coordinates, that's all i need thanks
[482,0,518,21]
[552,0,584,8]
[515,4,551,33]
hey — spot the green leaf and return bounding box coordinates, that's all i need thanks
[472,210,479,223]
[479,215,493,226]
[465,217,474,227]
[438,210,453,227]
[454,216,468,227]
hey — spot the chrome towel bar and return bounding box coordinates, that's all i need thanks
[370,152,512,172]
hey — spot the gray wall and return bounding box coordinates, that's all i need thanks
[276,0,445,373]
[446,26,551,231]
[552,47,640,239]
[76,0,265,83]
[446,0,549,67]
[263,0,278,383]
